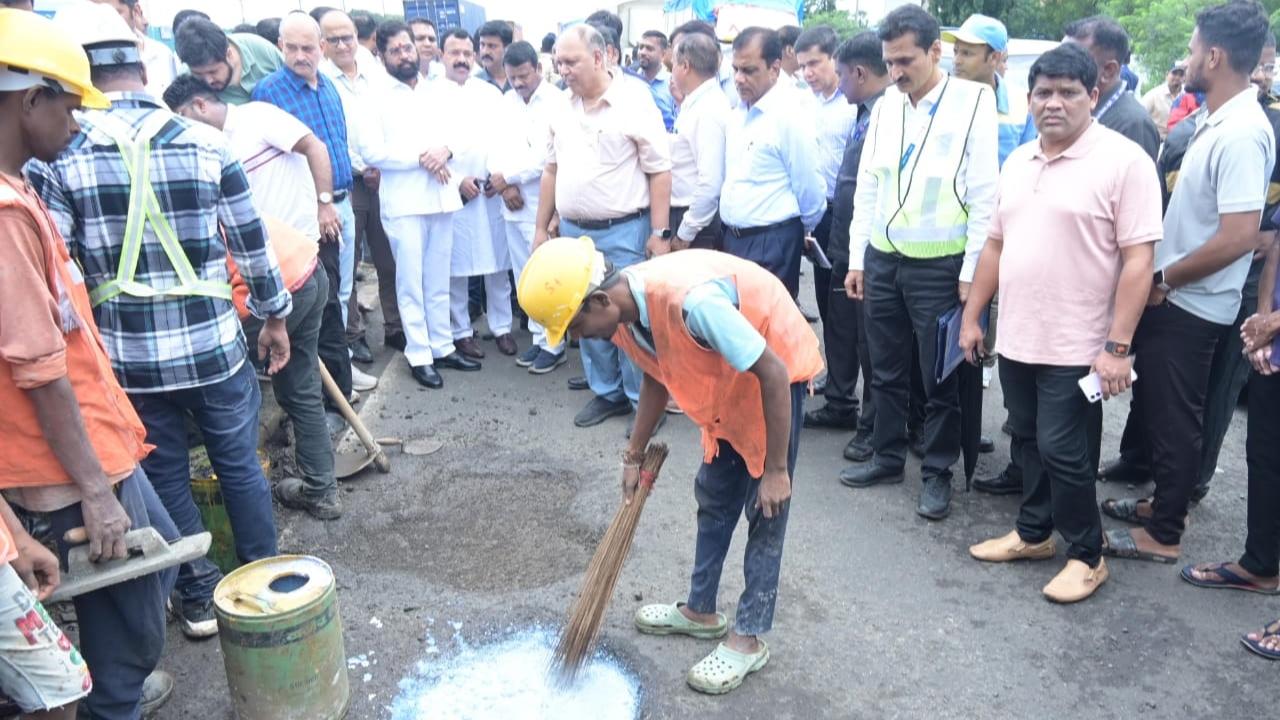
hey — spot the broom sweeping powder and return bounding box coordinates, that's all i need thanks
[553,443,670,682]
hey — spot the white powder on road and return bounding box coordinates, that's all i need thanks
[389,628,639,720]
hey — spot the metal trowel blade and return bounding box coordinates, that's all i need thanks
[48,529,213,603]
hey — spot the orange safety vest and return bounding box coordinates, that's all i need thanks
[612,250,824,477]
[0,177,150,490]
[227,216,318,320]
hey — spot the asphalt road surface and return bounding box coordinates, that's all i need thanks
[156,271,1270,720]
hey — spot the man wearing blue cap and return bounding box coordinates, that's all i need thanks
[944,14,1036,167]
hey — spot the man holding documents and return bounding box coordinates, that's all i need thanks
[840,6,996,521]
[960,44,1161,603]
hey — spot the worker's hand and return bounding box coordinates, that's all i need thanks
[645,233,671,258]
[259,317,291,375]
[1146,283,1168,307]
[460,177,481,201]
[420,146,450,174]
[958,320,986,365]
[755,467,792,519]
[532,227,550,250]
[957,281,971,305]
[501,186,524,212]
[1092,351,1135,400]
[486,172,507,197]
[318,201,342,244]
[843,269,864,300]
[1248,344,1275,375]
[621,461,641,504]
[362,167,381,192]
[12,533,60,601]
[79,487,131,562]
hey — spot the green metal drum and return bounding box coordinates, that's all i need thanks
[214,556,350,720]
[190,446,271,574]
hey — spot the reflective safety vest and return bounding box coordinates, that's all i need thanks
[866,77,990,259]
[86,111,233,308]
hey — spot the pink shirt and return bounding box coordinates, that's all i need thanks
[991,122,1163,366]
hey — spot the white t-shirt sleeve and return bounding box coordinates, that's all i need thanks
[256,103,312,154]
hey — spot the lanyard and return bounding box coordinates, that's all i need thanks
[1094,85,1124,119]
[899,78,949,172]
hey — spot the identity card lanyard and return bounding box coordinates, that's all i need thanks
[897,77,950,196]
[1094,85,1123,120]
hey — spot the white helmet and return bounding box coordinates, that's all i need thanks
[53,0,141,67]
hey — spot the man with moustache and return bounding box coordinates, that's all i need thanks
[408,17,443,80]
[476,20,513,93]
[355,21,476,389]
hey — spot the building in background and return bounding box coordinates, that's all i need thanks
[403,0,486,35]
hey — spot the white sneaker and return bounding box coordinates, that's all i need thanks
[981,366,993,389]
[351,366,378,392]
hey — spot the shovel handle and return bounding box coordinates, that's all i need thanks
[64,527,89,545]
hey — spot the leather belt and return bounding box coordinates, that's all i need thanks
[723,216,801,239]
[565,209,645,231]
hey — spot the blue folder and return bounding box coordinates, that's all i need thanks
[934,304,990,384]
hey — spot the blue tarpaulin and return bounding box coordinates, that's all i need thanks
[662,0,803,22]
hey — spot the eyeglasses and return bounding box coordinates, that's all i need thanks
[1257,63,1276,74]
[324,34,356,46]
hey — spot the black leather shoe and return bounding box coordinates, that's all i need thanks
[436,352,481,371]
[567,375,589,391]
[410,364,443,389]
[349,337,373,364]
[804,404,859,429]
[839,463,904,488]
[384,331,407,353]
[456,336,486,360]
[917,477,952,520]
[973,468,1021,496]
[978,435,995,454]
[1097,456,1151,484]
[843,434,874,462]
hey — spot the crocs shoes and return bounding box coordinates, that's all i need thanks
[687,641,770,695]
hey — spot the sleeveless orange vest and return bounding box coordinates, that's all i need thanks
[228,216,319,320]
[0,176,150,489]
[612,250,824,477]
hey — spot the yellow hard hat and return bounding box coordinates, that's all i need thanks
[0,8,110,109]
[516,236,607,348]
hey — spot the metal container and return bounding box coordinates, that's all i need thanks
[190,446,271,574]
[214,556,350,720]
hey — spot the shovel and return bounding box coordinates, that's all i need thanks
[318,361,391,478]
[48,527,212,603]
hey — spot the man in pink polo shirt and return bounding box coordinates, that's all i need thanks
[959,43,1162,604]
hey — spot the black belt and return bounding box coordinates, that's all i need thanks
[565,209,644,231]
[723,216,801,239]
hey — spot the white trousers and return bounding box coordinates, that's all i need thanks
[505,219,562,353]
[381,212,455,367]
[449,273,513,338]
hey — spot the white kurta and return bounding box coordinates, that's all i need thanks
[448,77,510,277]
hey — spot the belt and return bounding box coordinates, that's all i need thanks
[723,216,801,239]
[564,209,644,231]
[333,189,349,203]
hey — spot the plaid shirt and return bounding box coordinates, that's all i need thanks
[252,68,353,191]
[26,93,290,394]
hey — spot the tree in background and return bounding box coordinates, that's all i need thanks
[802,8,868,37]
[929,1,1102,39]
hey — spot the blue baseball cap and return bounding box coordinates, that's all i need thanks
[942,14,1008,54]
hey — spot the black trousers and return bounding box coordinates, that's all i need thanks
[1132,302,1227,545]
[318,241,352,401]
[722,217,804,298]
[1240,370,1280,578]
[670,205,723,250]
[863,247,963,481]
[822,261,866,416]
[854,279,876,437]
[350,178,400,337]
[811,207,834,326]
[1002,359,1104,565]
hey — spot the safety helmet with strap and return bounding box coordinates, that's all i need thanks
[516,236,608,348]
[0,8,109,108]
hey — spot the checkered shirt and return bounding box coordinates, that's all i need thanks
[251,68,353,191]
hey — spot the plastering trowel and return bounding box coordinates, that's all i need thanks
[47,527,212,603]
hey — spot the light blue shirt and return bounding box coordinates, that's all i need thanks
[720,84,827,232]
[641,68,677,132]
[994,75,1036,167]
[812,85,858,199]
[623,271,767,373]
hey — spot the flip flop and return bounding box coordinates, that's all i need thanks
[686,640,770,695]
[1101,529,1178,564]
[1100,497,1152,525]
[1241,618,1280,661]
[634,603,728,639]
[1180,563,1280,595]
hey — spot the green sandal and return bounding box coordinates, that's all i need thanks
[687,641,770,695]
[634,603,727,639]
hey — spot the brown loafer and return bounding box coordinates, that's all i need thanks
[456,336,486,359]
[495,333,518,356]
[969,530,1056,563]
[1043,558,1109,603]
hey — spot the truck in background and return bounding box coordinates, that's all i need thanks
[403,0,487,36]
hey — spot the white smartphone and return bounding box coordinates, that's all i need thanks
[1077,369,1139,403]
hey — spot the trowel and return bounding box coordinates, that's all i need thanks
[47,527,212,603]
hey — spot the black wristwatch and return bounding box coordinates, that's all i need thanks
[1153,269,1172,293]
[652,228,673,240]
[1104,340,1133,358]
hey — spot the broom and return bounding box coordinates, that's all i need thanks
[551,442,670,683]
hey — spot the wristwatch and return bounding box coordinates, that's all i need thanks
[1104,340,1133,358]
[317,191,333,205]
[1153,269,1172,293]
[652,228,673,240]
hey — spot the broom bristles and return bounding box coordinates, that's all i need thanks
[551,443,670,683]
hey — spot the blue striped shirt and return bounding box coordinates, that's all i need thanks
[252,69,353,191]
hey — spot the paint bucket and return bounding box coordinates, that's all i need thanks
[214,555,350,720]
[190,446,271,574]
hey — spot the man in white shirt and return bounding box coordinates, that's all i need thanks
[489,41,570,374]
[440,28,517,361]
[356,20,478,389]
[778,25,810,92]
[669,32,729,251]
[720,27,827,299]
[841,5,998,521]
[408,17,444,81]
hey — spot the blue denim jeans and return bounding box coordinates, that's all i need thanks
[560,216,649,404]
[686,382,805,636]
[336,195,357,329]
[129,360,278,603]
[13,468,179,720]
